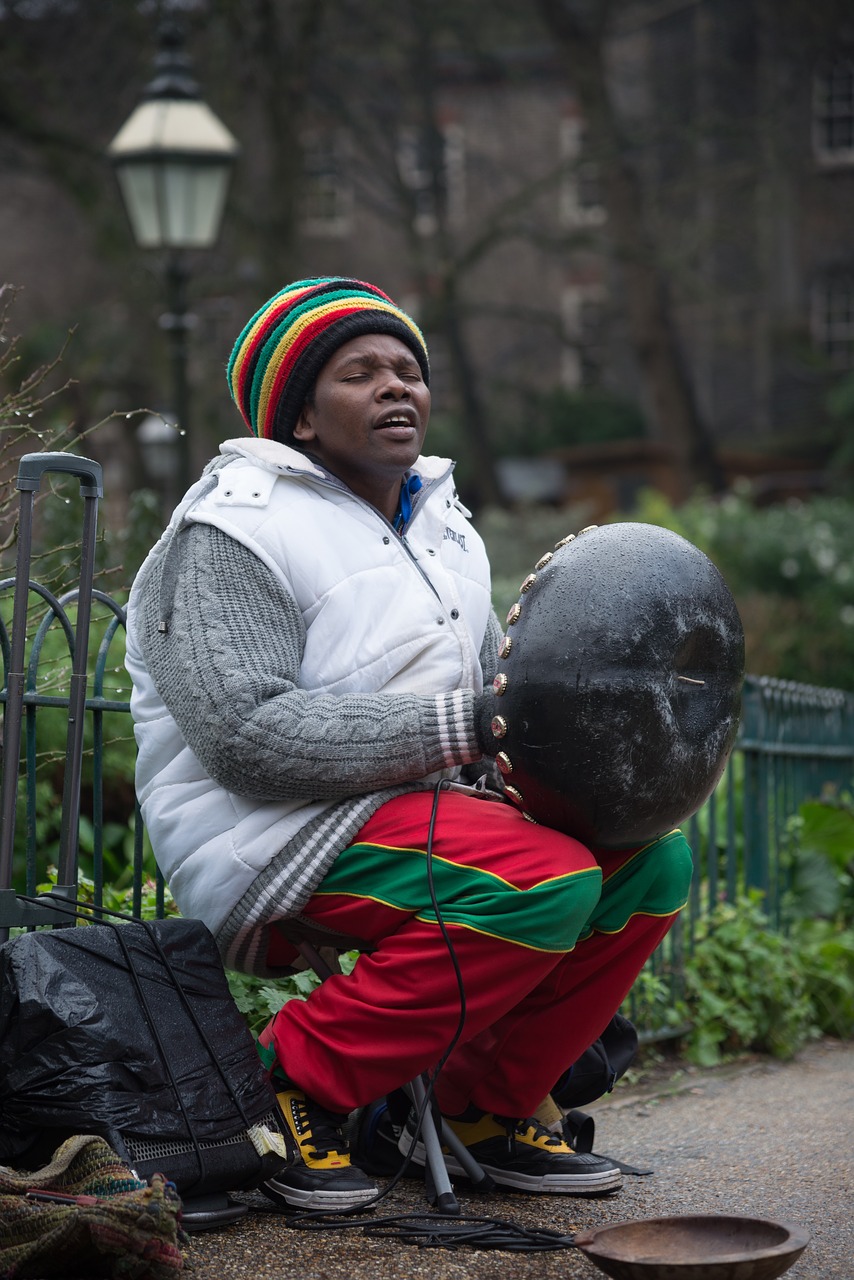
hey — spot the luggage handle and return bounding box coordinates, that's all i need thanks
[16,452,103,497]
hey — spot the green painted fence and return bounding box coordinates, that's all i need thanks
[633,674,854,1038]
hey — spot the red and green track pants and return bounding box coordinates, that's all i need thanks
[266,790,693,1117]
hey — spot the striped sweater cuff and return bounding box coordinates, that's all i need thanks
[434,689,482,768]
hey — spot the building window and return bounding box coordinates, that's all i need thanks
[559,115,606,228]
[813,62,854,166]
[301,129,353,237]
[396,123,466,237]
[560,281,606,389]
[810,272,854,368]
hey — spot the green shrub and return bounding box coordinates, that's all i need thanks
[225,954,358,1039]
[780,791,854,1039]
[793,920,854,1039]
[226,970,323,1038]
[782,793,854,926]
[37,860,178,922]
[0,596,137,887]
[681,891,819,1066]
[625,964,688,1035]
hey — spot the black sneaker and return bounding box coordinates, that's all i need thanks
[260,1079,379,1211]
[257,1018,378,1211]
[347,1092,410,1177]
[398,1107,622,1196]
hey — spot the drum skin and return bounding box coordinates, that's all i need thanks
[488,522,745,847]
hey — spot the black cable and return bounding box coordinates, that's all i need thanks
[422,779,468,1078]
[363,1213,576,1251]
[297,1210,576,1251]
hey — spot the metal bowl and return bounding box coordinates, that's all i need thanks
[573,1214,810,1280]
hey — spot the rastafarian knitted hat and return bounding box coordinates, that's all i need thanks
[226,276,430,443]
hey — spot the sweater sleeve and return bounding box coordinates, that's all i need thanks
[479,606,503,688]
[458,606,504,789]
[134,520,487,802]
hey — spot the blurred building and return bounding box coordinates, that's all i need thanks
[1,3,851,512]
[288,3,853,506]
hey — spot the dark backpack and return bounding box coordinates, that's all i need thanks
[548,1011,639,1157]
[550,1011,638,1109]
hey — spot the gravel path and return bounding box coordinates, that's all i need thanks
[186,1038,853,1280]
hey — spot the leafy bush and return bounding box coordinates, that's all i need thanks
[225,954,358,1039]
[676,787,854,1064]
[1,597,138,887]
[793,921,854,1039]
[782,794,854,926]
[681,891,819,1066]
[624,964,686,1036]
[781,792,854,1040]
[37,860,178,923]
[226,970,323,1038]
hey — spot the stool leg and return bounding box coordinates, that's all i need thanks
[406,1076,459,1216]
[438,1117,496,1191]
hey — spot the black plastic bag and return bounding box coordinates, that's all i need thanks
[0,916,291,1196]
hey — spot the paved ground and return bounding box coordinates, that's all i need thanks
[187,1038,853,1280]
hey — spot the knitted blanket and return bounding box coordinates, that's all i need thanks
[0,1134,186,1279]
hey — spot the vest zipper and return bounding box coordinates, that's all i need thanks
[304,466,455,605]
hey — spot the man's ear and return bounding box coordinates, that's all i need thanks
[293,405,315,443]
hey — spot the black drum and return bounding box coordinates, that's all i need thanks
[487,522,745,847]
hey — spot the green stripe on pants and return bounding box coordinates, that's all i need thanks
[315,841,603,952]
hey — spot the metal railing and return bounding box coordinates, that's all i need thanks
[3,585,854,1034]
[0,582,158,924]
[633,674,854,1037]
[683,675,854,924]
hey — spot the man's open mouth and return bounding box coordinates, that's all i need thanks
[375,411,417,431]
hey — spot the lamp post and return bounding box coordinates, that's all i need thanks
[107,21,238,495]
[136,412,180,516]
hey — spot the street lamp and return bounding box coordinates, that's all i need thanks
[107,21,239,494]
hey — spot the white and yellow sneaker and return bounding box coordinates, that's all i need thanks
[399,1106,622,1196]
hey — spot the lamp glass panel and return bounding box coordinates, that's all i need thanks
[160,162,231,248]
[115,163,163,248]
[115,159,231,249]
[141,436,179,482]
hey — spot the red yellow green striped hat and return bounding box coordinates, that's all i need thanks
[226,276,430,443]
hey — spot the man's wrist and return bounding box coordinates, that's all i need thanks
[473,690,500,758]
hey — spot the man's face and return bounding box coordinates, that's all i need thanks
[293,333,431,520]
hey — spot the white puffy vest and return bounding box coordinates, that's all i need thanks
[125,438,492,935]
